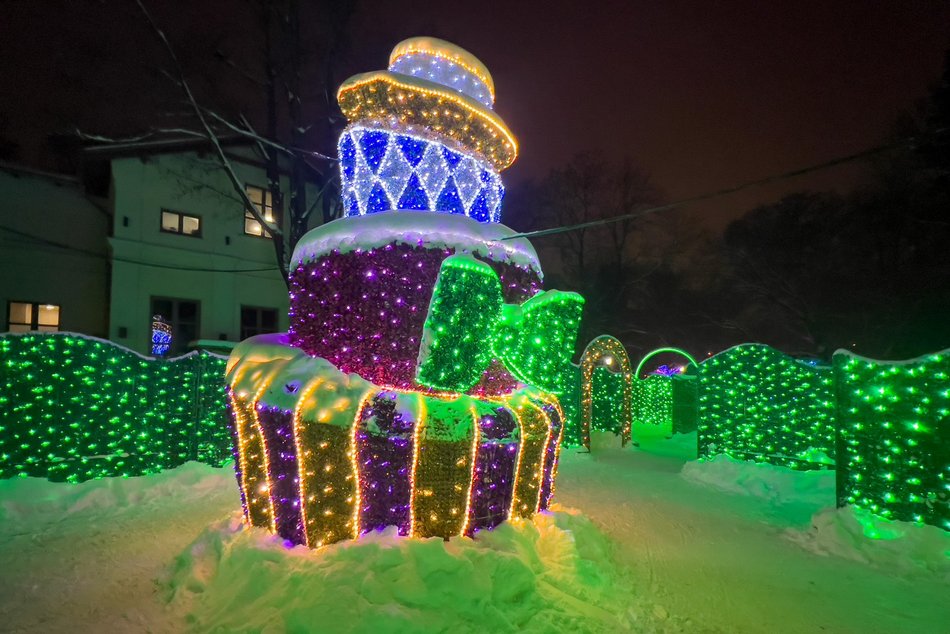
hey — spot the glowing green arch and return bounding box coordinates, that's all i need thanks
[634,347,698,378]
[579,335,633,450]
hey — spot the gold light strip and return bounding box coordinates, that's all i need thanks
[291,376,325,548]
[349,390,375,539]
[460,404,482,536]
[507,398,526,520]
[532,397,553,514]
[408,392,427,537]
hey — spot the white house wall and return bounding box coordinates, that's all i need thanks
[108,152,312,354]
[0,167,109,336]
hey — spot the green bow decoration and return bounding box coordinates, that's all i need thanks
[415,255,584,394]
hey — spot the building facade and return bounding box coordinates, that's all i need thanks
[0,164,110,337]
[1,142,325,356]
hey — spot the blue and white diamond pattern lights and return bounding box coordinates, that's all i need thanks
[339,126,505,223]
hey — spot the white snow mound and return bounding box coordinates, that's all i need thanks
[785,506,950,581]
[680,453,836,507]
[0,461,235,523]
[165,505,637,633]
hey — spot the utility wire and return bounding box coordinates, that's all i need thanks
[0,225,280,273]
[501,130,945,241]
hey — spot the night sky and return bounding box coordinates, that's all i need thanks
[3,0,949,229]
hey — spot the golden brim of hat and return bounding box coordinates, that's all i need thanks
[337,70,517,171]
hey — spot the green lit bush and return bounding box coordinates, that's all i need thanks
[591,366,626,434]
[0,333,232,482]
[671,374,698,435]
[558,364,583,447]
[633,375,673,430]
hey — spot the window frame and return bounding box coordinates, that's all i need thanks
[240,305,279,340]
[6,300,61,333]
[159,208,203,238]
[243,184,280,239]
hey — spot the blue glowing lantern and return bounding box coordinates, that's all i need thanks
[151,315,172,357]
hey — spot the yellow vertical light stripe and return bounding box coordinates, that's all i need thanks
[228,390,251,525]
[408,392,427,537]
[291,376,325,548]
[460,404,482,537]
[249,374,280,534]
[533,398,553,514]
[349,390,375,539]
[507,399,525,521]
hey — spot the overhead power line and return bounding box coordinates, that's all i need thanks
[501,129,946,241]
[0,225,280,273]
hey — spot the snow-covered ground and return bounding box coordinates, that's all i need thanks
[1,429,947,633]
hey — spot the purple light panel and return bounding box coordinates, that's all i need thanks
[466,408,519,535]
[256,404,305,545]
[356,392,415,535]
[288,243,541,397]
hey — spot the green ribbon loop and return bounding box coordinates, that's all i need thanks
[416,255,584,393]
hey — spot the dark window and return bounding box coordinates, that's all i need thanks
[150,297,200,354]
[244,185,278,238]
[6,301,60,333]
[160,209,202,237]
[240,306,278,339]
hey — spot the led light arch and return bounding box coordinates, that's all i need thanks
[634,347,698,378]
[579,335,633,450]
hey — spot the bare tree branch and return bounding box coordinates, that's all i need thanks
[134,0,287,281]
[214,48,267,87]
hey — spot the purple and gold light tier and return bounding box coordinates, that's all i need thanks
[226,334,564,548]
[288,212,543,398]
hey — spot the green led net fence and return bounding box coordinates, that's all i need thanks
[834,349,949,530]
[697,344,837,470]
[0,333,232,482]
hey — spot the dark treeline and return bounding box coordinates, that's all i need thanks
[510,51,950,363]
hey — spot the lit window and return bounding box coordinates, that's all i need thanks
[7,301,60,333]
[245,185,278,238]
[240,306,278,339]
[160,209,202,237]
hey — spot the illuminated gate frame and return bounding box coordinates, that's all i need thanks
[579,335,633,450]
[634,347,698,378]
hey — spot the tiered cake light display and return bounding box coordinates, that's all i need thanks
[226,37,584,548]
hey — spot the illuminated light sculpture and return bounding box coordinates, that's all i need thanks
[227,37,582,548]
[578,336,633,450]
